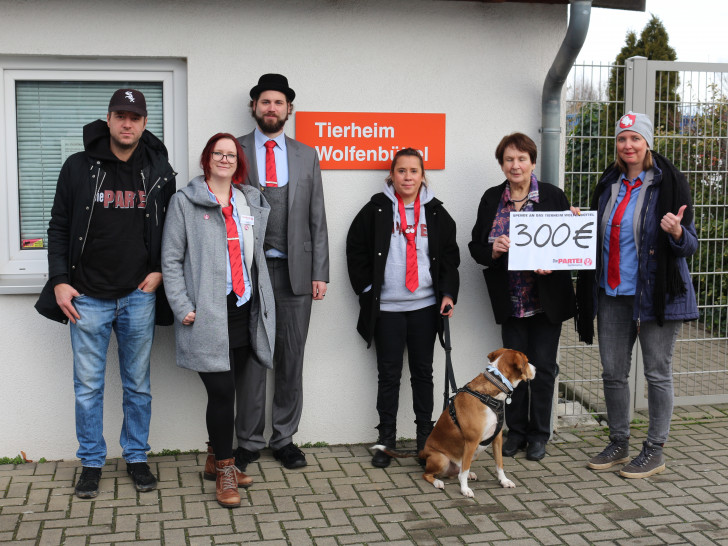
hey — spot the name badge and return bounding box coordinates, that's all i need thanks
[241,215,255,225]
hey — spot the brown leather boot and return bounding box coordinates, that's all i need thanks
[205,443,253,488]
[215,458,241,508]
[236,467,253,488]
[203,442,216,481]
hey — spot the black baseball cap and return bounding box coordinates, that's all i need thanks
[108,88,148,117]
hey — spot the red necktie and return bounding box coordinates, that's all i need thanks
[221,203,246,297]
[264,140,278,187]
[396,192,421,293]
[607,177,642,289]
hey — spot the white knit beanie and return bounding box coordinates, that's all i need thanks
[615,111,654,148]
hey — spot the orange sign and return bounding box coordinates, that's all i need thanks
[295,112,445,170]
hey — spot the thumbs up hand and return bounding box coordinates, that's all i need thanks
[661,204,687,241]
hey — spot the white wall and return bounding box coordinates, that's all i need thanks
[0,0,566,461]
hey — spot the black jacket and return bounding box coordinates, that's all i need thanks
[469,180,576,325]
[346,191,460,346]
[34,120,176,325]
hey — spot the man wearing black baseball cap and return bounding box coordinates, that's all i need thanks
[233,74,329,470]
[36,88,176,498]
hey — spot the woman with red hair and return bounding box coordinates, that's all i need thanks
[162,133,275,507]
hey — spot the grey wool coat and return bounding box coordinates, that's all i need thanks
[162,176,275,372]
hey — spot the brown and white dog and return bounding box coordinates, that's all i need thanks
[373,348,535,498]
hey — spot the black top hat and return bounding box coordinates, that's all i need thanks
[250,73,295,102]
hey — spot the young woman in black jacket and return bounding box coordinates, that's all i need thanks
[347,148,460,468]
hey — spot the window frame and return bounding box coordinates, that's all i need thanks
[0,56,188,294]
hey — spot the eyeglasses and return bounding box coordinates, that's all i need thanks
[212,151,237,162]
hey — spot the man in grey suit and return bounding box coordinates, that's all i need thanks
[235,74,329,469]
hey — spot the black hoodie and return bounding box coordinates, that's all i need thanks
[35,119,176,323]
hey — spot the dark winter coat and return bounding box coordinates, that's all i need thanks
[346,192,460,347]
[34,120,176,324]
[468,180,577,325]
[576,155,698,341]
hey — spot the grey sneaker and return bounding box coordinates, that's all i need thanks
[619,440,665,479]
[587,439,630,470]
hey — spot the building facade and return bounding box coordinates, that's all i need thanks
[0,0,567,460]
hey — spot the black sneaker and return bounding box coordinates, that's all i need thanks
[234,447,260,472]
[526,440,547,461]
[273,443,307,469]
[502,434,527,457]
[75,467,102,499]
[126,462,157,492]
[619,440,666,479]
[587,439,630,470]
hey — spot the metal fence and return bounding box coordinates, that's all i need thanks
[558,57,728,424]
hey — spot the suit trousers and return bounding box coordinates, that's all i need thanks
[501,313,562,443]
[235,258,312,451]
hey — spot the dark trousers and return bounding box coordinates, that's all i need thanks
[501,313,562,442]
[373,305,439,426]
[199,346,251,461]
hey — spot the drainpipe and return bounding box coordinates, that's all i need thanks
[540,0,592,185]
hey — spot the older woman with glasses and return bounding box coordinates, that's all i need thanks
[469,132,577,462]
[162,133,275,508]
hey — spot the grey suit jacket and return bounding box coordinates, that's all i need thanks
[238,130,329,295]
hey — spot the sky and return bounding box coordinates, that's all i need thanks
[576,0,728,64]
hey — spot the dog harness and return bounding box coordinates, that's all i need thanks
[448,370,513,447]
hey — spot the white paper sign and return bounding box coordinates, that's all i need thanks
[61,138,85,164]
[507,211,597,271]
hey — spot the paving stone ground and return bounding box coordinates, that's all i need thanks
[1,404,727,545]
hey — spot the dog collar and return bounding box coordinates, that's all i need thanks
[485,365,514,391]
[484,366,514,404]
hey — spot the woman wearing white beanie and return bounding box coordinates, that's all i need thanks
[576,112,698,478]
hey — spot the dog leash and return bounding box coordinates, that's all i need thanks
[439,304,457,411]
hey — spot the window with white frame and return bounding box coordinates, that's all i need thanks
[0,57,187,293]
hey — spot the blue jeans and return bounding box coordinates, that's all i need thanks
[70,289,156,467]
[597,290,680,445]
